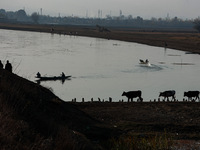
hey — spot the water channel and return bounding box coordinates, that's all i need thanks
[0,29,200,102]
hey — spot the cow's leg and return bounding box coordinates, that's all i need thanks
[163,97,166,101]
[131,98,133,102]
[128,98,130,102]
[167,97,169,102]
[139,96,143,102]
[172,95,175,101]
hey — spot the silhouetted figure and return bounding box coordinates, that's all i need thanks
[164,42,168,47]
[36,72,41,78]
[61,72,65,78]
[0,60,3,69]
[5,60,12,73]
[51,28,54,33]
[109,97,112,102]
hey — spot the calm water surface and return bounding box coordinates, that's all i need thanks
[0,29,200,101]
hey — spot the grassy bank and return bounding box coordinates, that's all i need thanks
[0,23,200,54]
[0,69,118,149]
[74,102,200,139]
[75,102,200,149]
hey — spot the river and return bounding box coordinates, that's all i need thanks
[0,29,200,102]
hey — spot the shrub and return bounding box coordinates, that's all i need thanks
[105,131,173,150]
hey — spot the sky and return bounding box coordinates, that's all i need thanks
[1,0,200,19]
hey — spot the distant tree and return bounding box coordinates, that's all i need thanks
[16,9,27,21]
[31,12,39,23]
[128,15,133,20]
[0,9,6,19]
[151,17,157,22]
[135,16,143,25]
[106,15,112,20]
[136,16,143,22]
[0,9,6,15]
[194,18,200,32]
[17,9,27,17]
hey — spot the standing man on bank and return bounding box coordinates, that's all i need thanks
[0,60,3,69]
[5,60,12,73]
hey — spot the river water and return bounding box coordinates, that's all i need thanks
[0,29,200,102]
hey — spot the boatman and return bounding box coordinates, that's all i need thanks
[36,72,41,78]
[61,72,65,78]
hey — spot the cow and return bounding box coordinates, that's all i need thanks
[184,91,199,101]
[122,90,143,102]
[159,90,176,101]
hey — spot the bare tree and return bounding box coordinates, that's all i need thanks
[31,12,39,23]
[194,18,200,32]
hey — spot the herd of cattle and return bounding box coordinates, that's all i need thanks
[122,90,200,102]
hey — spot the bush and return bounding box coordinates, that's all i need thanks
[105,131,173,150]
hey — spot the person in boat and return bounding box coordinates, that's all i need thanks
[36,72,41,78]
[139,59,144,63]
[0,60,3,69]
[5,60,12,73]
[145,59,149,64]
[61,72,65,78]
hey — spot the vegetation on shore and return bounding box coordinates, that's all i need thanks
[106,132,172,150]
[0,8,196,29]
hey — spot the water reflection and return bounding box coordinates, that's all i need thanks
[36,77,71,85]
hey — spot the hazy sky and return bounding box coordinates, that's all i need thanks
[1,0,200,19]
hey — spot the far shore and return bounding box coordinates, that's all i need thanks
[0,23,200,54]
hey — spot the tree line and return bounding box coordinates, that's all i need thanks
[0,8,200,32]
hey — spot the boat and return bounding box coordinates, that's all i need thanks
[35,72,71,81]
[35,75,71,81]
[139,59,151,67]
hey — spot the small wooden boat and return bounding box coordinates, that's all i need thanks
[36,75,71,81]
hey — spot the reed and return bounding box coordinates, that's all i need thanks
[104,131,173,150]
